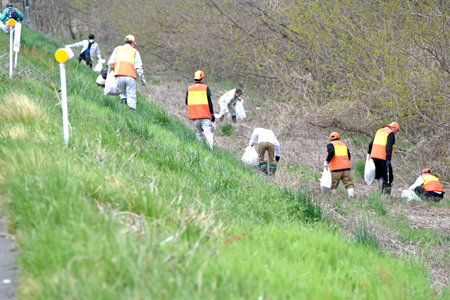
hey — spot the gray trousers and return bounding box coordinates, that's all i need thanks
[193,119,214,150]
[218,101,237,117]
[116,76,137,109]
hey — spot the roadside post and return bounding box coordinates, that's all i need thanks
[8,18,15,79]
[13,21,22,68]
[55,48,70,145]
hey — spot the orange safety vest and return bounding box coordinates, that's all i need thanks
[422,174,445,193]
[187,83,211,120]
[114,45,137,78]
[370,127,395,160]
[329,140,351,171]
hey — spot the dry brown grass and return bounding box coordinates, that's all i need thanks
[0,93,43,124]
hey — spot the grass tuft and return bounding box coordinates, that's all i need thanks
[353,159,365,179]
[0,93,43,123]
[221,123,233,136]
[354,220,382,252]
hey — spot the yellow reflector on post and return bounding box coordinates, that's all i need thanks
[55,49,69,63]
[7,19,16,27]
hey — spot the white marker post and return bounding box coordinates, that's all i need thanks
[13,22,22,68]
[8,19,16,79]
[55,49,70,145]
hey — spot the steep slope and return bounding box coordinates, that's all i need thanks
[0,26,447,299]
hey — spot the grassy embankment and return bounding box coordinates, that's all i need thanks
[0,26,448,299]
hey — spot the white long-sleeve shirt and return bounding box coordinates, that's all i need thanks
[219,89,241,105]
[408,175,443,194]
[108,44,144,78]
[249,128,280,156]
[68,40,101,60]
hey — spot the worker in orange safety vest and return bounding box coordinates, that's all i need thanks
[324,132,354,197]
[185,70,215,149]
[408,168,445,202]
[368,122,400,194]
[108,35,145,111]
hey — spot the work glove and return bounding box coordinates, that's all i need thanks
[276,156,280,162]
[324,161,329,169]
[367,149,370,154]
[210,115,215,123]
[386,160,391,168]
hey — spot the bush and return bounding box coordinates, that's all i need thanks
[353,160,365,179]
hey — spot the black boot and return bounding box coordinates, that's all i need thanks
[269,164,277,176]
[219,115,225,123]
[259,162,268,174]
[232,115,237,123]
[121,98,127,106]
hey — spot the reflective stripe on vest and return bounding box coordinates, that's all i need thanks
[329,140,351,171]
[187,83,211,120]
[114,46,137,78]
[422,174,445,193]
[370,127,395,160]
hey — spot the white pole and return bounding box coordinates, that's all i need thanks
[59,63,69,145]
[9,28,14,78]
[14,51,18,68]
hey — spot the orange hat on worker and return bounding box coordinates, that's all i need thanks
[421,168,431,175]
[330,132,340,140]
[125,35,136,44]
[387,122,400,131]
[194,70,205,80]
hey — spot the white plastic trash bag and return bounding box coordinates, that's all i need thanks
[320,167,332,190]
[241,146,259,167]
[93,59,106,73]
[235,100,246,121]
[64,46,75,60]
[211,121,216,133]
[104,69,119,96]
[401,190,421,201]
[364,154,376,185]
[93,62,102,72]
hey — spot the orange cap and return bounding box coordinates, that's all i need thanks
[387,122,400,131]
[421,168,431,175]
[194,70,205,80]
[330,132,340,140]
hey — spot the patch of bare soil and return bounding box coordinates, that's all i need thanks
[138,76,450,292]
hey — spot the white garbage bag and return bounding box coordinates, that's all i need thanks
[320,167,332,190]
[235,100,246,120]
[64,46,75,60]
[93,62,102,72]
[241,146,259,167]
[104,69,119,96]
[401,190,421,201]
[211,121,216,133]
[364,154,376,185]
[93,59,106,73]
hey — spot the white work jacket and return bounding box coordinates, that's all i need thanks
[249,128,280,156]
[219,89,241,106]
[68,40,102,60]
[108,44,144,78]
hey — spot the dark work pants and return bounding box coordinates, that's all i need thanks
[373,158,393,186]
[78,55,93,68]
[414,186,444,202]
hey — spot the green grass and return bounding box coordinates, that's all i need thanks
[286,165,320,181]
[221,123,233,136]
[353,159,365,179]
[0,25,447,299]
[354,220,382,252]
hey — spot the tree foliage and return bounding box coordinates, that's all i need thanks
[34,0,450,175]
